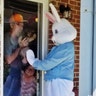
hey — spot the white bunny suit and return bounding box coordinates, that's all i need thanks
[26,3,77,96]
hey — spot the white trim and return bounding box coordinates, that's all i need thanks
[93,0,96,93]
[79,0,94,96]
[0,0,4,96]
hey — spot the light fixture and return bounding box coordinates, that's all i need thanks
[59,4,72,19]
[35,17,38,22]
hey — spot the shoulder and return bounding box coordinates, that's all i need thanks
[63,41,74,47]
[61,41,74,50]
[56,42,74,56]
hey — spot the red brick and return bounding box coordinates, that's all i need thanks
[70,1,76,5]
[74,78,79,81]
[74,42,79,45]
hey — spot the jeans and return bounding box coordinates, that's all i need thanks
[4,75,21,96]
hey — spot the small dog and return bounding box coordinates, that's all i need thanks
[18,27,36,47]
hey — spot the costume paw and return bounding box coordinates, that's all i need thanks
[26,49,35,66]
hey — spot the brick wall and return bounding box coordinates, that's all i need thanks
[0,0,80,95]
[48,0,80,96]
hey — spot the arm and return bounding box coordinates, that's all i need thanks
[26,49,66,71]
[4,36,28,64]
[5,47,21,64]
[33,50,71,71]
[26,43,74,71]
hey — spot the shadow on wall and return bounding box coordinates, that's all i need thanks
[73,87,78,96]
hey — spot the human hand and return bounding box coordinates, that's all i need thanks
[26,49,35,66]
[19,38,29,48]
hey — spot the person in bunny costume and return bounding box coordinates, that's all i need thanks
[26,3,77,96]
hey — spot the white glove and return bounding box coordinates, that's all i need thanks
[26,49,35,66]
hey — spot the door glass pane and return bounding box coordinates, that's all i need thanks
[4,0,43,96]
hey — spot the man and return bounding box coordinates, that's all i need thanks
[4,13,28,96]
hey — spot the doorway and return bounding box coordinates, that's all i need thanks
[3,0,48,96]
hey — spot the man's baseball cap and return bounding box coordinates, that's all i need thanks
[9,13,27,23]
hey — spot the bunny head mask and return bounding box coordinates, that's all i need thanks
[46,3,77,45]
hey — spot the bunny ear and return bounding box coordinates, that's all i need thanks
[45,12,56,23]
[49,3,61,23]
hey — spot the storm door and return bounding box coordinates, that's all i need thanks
[3,0,48,96]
